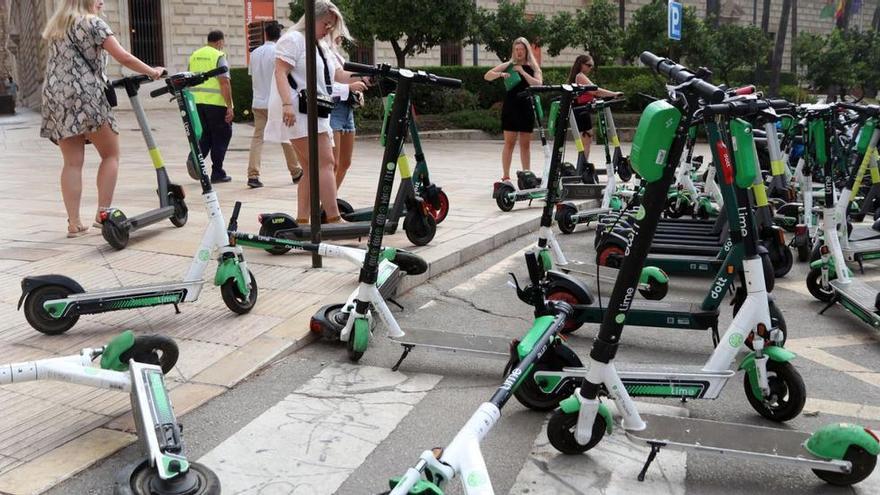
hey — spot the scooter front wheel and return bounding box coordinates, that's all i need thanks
[556,205,578,235]
[813,446,877,486]
[806,267,835,302]
[347,318,370,362]
[404,209,436,246]
[547,408,607,454]
[512,343,582,411]
[169,193,188,228]
[220,270,258,314]
[495,184,516,212]
[743,360,806,422]
[23,284,80,335]
[115,458,220,495]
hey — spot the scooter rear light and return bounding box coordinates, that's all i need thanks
[866,428,879,443]
[309,317,324,334]
[99,210,110,221]
[820,245,830,255]
[795,224,807,236]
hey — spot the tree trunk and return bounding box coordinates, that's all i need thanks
[619,0,625,29]
[761,0,771,32]
[790,0,798,73]
[390,40,406,68]
[873,5,880,30]
[770,0,791,96]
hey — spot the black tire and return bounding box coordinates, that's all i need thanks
[169,193,188,228]
[663,196,689,219]
[404,209,436,246]
[771,243,793,278]
[546,288,586,334]
[806,267,835,302]
[561,162,577,178]
[393,250,428,275]
[547,408,607,454]
[496,185,516,212]
[121,335,180,374]
[23,284,80,335]
[116,459,220,495]
[315,303,347,341]
[796,238,810,263]
[513,344,582,411]
[813,446,877,486]
[581,163,599,185]
[102,221,130,250]
[220,269,258,314]
[427,190,450,224]
[186,153,202,181]
[556,207,577,235]
[596,241,625,269]
[743,360,806,422]
[258,223,291,255]
[639,276,669,301]
[337,198,354,216]
[810,239,823,263]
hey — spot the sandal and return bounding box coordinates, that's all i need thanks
[295,217,310,226]
[67,221,89,238]
[500,176,511,182]
[324,215,346,224]
[291,169,304,184]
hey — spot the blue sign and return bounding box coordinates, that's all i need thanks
[668,1,682,41]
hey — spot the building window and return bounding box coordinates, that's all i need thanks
[349,40,374,65]
[128,0,164,66]
[440,40,462,66]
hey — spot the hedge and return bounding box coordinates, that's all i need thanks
[230,65,798,121]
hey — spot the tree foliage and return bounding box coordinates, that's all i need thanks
[697,23,771,85]
[473,0,547,61]
[621,0,706,64]
[797,28,880,100]
[573,0,623,65]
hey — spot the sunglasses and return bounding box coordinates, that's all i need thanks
[584,63,594,68]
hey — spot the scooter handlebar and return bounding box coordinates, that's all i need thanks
[343,62,462,88]
[837,101,880,116]
[639,51,725,103]
[704,98,792,117]
[149,67,228,98]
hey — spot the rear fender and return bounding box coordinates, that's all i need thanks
[18,275,85,310]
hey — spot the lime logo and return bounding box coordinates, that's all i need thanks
[198,249,210,262]
[615,313,625,324]
[466,471,486,487]
[272,217,285,224]
[729,334,744,348]
[635,206,646,221]
[386,162,396,171]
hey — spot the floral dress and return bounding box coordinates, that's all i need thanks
[40,15,118,144]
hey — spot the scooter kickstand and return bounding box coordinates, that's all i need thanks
[637,442,665,482]
[818,294,839,315]
[391,344,414,372]
[173,303,181,314]
[388,298,405,311]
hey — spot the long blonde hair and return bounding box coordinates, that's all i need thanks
[292,0,351,45]
[509,37,540,72]
[42,0,98,40]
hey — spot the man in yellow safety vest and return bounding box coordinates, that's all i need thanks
[189,30,234,183]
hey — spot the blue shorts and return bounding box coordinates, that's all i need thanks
[330,100,355,132]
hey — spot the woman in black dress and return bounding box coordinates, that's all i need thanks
[484,37,543,181]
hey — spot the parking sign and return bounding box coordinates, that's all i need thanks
[669,1,682,41]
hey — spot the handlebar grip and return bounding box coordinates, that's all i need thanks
[430,75,462,88]
[768,99,792,109]
[733,85,756,96]
[639,51,664,71]
[150,85,171,98]
[203,66,229,78]
[344,61,378,74]
[640,51,725,103]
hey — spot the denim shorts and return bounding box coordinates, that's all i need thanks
[330,100,355,132]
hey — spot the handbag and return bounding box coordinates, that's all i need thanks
[67,29,117,108]
[503,63,523,92]
[287,44,335,118]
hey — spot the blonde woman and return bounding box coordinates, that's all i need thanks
[567,53,622,163]
[40,0,163,237]
[264,1,367,224]
[484,37,543,182]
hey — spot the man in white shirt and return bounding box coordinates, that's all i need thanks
[247,22,303,188]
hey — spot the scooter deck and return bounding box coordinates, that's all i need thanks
[627,413,847,473]
[828,279,880,327]
[391,328,508,358]
[846,238,880,258]
[560,183,606,201]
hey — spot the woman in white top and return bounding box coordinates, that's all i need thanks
[265,0,367,224]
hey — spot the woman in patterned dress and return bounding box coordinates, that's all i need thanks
[40,0,163,237]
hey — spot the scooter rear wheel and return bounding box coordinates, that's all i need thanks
[743,360,806,422]
[23,284,80,335]
[103,221,130,250]
[122,335,180,374]
[547,408,607,455]
[556,205,578,235]
[220,270,258,314]
[116,459,220,495]
[813,446,877,486]
[169,193,188,228]
[258,223,291,255]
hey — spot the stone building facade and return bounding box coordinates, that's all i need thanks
[3,1,879,110]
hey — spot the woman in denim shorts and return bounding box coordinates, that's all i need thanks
[330,37,362,188]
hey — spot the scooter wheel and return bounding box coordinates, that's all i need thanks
[732,294,788,348]
[115,458,220,495]
[547,408,607,455]
[312,303,347,341]
[347,318,370,362]
[546,289,585,334]
[102,221,130,250]
[771,243,793,278]
[806,267,835,302]
[426,190,450,224]
[258,223,291,255]
[743,360,806,422]
[169,193,188,228]
[556,206,577,235]
[809,240,823,263]
[638,276,669,301]
[495,184,516,212]
[185,153,202,181]
[512,343,582,411]
[596,242,625,269]
[404,209,436,246]
[561,162,577,178]
[122,335,180,374]
[813,446,877,486]
[23,284,80,335]
[796,238,810,263]
[220,269,258,314]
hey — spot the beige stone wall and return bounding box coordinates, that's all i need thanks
[0,0,8,82]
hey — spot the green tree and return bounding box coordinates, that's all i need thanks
[474,0,547,61]
[796,29,858,100]
[573,0,622,65]
[698,23,770,85]
[621,0,707,64]
[543,11,577,57]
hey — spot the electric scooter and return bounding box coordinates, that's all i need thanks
[302,62,461,361]
[0,331,219,494]
[99,72,188,250]
[18,67,257,334]
[547,53,879,487]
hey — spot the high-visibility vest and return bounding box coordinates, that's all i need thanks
[188,45,226,107]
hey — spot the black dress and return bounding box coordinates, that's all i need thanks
[501,64,535,133]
